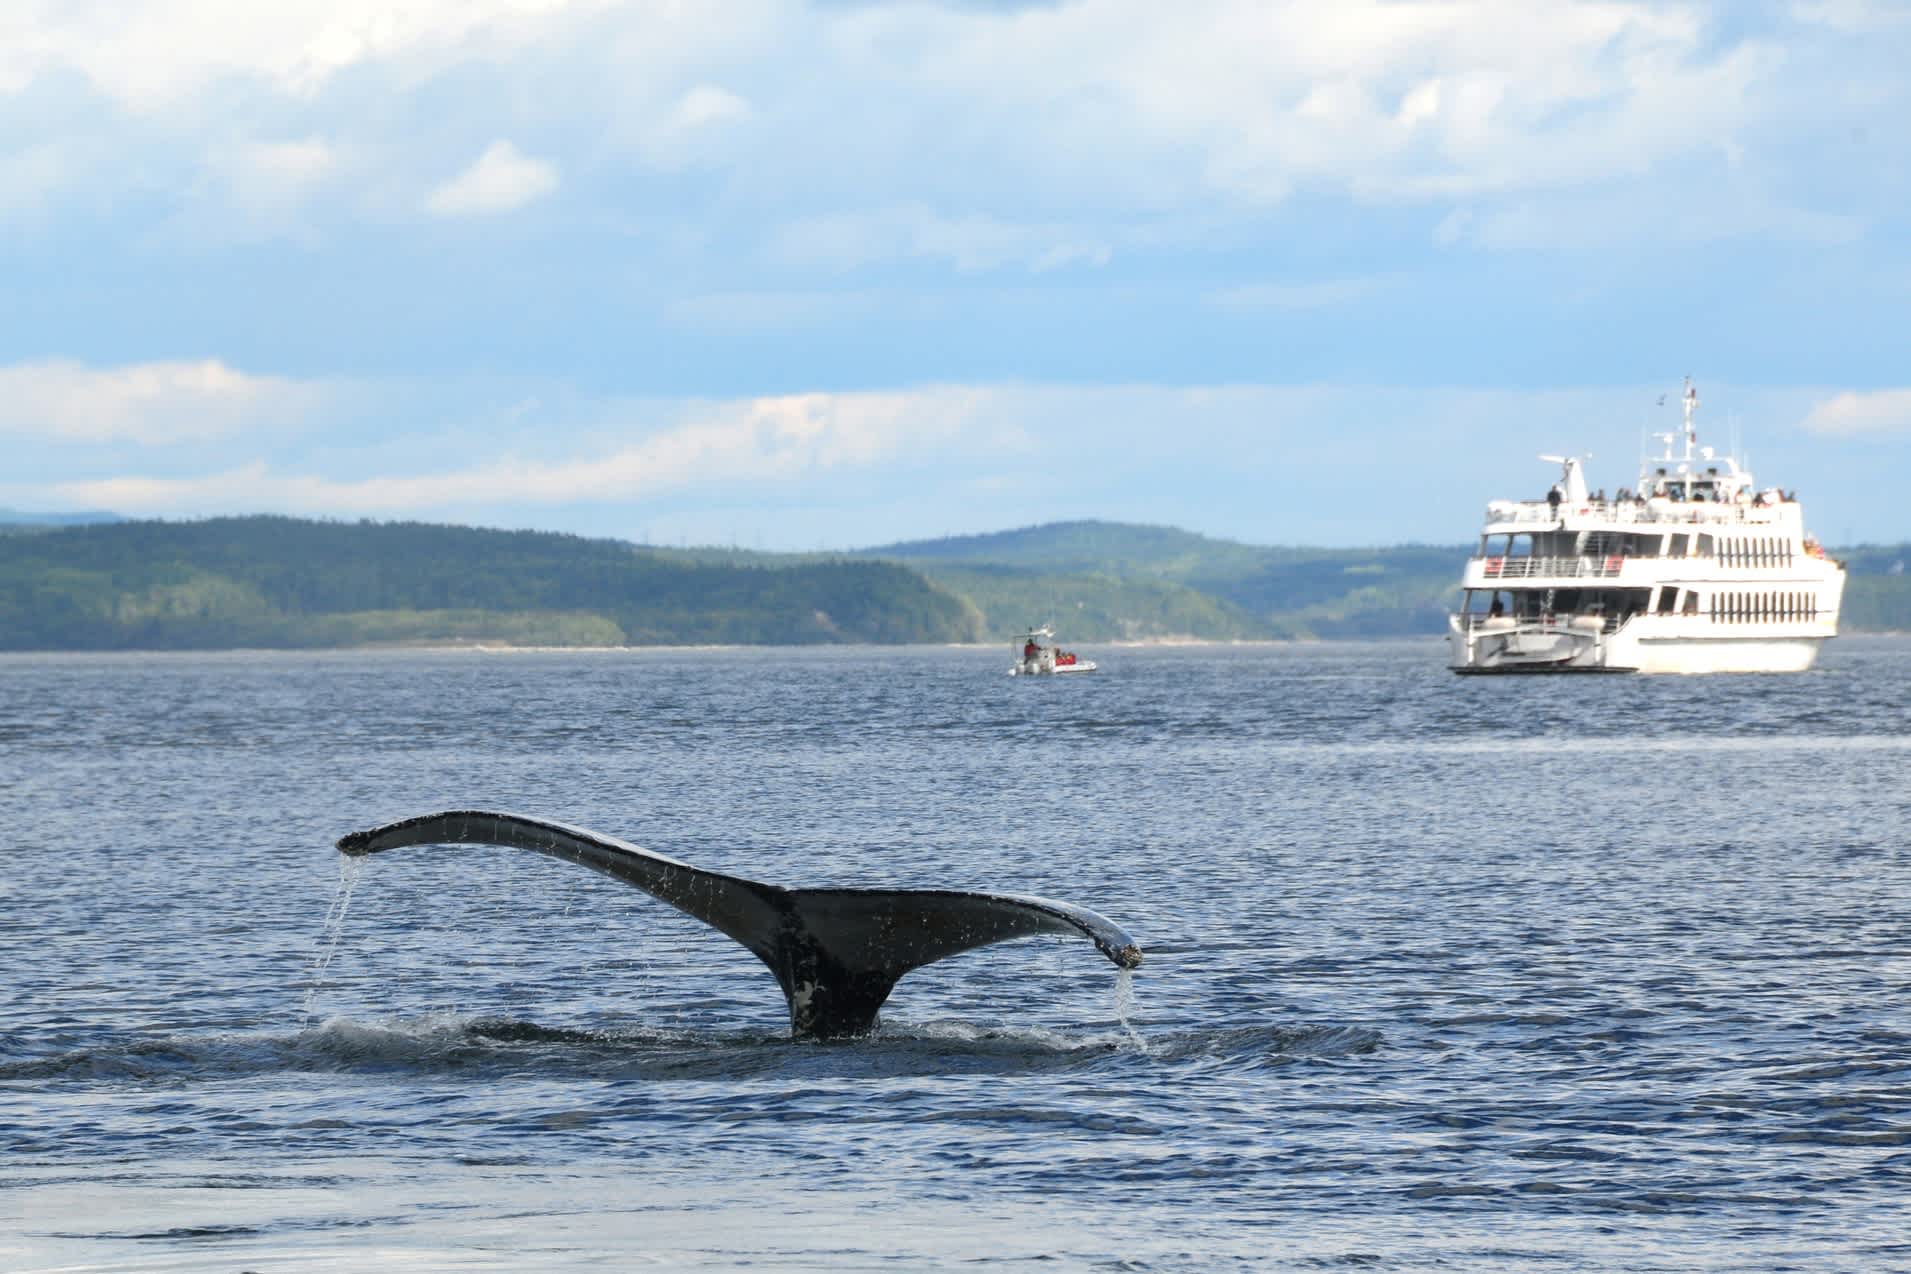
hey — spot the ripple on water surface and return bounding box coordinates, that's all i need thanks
[3,640,1909,1270]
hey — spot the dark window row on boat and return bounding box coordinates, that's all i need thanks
[1458,586,1826,629]
[1478,530,1813,566]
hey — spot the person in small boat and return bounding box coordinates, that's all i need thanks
[1023,638,1039,662]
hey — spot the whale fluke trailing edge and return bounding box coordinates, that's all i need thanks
[336,810,1143,1040]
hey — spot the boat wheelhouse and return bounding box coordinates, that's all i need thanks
[1448,381,1846,674]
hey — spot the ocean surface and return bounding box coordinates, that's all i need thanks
[3,638,1908,1270]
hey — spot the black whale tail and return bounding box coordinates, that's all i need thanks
[336,810,1142,1039]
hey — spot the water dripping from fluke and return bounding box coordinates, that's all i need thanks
[302,853,365,1022]
[1114,967,1151,1054]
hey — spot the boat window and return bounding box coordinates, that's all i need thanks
[1682,591,1699,616]
[1669,533,1689,557]
[1655,587,1677,614]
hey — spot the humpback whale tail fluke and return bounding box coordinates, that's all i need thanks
[335,810,1143,1040]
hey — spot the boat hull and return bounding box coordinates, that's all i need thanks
[1448,616,1832,674]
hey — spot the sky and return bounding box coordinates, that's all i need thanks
[3,0,1908,549]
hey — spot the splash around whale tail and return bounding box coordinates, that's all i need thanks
[336,810,1142,1040]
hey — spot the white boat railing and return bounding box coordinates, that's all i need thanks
[1487,499,1792,528]
[1454,614,1624,635]
[1477,554,1625,580]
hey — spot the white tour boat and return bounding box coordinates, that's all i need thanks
[1009,625,1097,676]
[1448,381,1846,674]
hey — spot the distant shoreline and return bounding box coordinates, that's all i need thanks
[0,635,1411,657]
[15,633,1911,659]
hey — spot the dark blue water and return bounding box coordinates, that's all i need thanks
[4,640,1908,1270]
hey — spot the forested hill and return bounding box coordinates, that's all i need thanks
[861,520,1469,639]
[3,515,1905,651]
[0,517,982,650]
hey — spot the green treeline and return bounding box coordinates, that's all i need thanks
[862,522,1478,639]
[1,515,1906,651]
[0,517,982,650]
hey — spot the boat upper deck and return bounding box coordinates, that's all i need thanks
[1482,490,1804,533]
[1479,380,1808,537]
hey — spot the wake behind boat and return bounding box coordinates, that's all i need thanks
[1448,380,1846,674]
[1009,625,1097,676]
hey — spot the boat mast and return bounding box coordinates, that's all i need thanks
[1682,376,1698,462]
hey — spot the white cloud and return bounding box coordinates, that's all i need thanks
[0,0,610,110]
[424,140,558,216]
[1802,389,1911,436]
[233,137,337,188]
[48,386,1003,514]
[201,137,341,224]
[628,82,759,169]
[672,84,751,131]
[0,358,326,443]
[4,0,1903,255]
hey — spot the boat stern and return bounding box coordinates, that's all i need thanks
[1449,613,1621,673]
